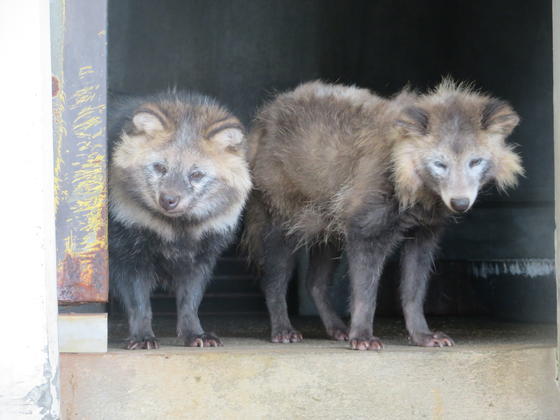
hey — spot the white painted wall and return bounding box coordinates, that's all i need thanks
[0,1,60,418]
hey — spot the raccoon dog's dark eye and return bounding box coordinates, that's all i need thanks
[189,170,205,182]
[434,161,447,170]
[153,163,167,175]
[469,158,483,168]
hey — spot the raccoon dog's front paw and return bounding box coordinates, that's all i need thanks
[271,329,303,343]
[349,336,384,351]
[327,327,349,341]
[126,337,160,350]
[410,331,454,347]
[184,332,223,348]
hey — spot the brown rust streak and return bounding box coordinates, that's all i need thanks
[52,76,60,97]
[58,248,107,303]
[57,213,108,303]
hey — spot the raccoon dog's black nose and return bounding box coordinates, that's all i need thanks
[159,194,180,211]
[450,197,470,212]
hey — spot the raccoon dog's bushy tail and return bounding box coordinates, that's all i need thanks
[240,191,269,269]
[240,113,269,268]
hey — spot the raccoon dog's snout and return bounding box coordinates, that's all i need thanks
[449,197,470,212]
[159,193,181,211]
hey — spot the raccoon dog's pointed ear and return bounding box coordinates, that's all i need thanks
[131,107,168,135]
[481,99,520,136]
[206,118,245,151]
[395,106,430,136]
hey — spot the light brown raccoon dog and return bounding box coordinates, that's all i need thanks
[244,80,522,350]
[109,91,251,349]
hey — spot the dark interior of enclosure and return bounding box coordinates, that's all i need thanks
[107,0,555,323]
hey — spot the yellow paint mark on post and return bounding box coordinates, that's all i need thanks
[71,150,107,251]
[53,85,67,211]
[78,65,94,79]
[71,85,99,109]
[57,64,108,298]
[68,77,107,255]
[72,104,105,139]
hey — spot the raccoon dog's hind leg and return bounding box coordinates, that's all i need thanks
[244,193,302,343]
[400,227,454,347]
[112,269,159,350]
[261,223,302,343]
[306,242,348,341]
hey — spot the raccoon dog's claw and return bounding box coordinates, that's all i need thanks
[327,328,349,341]
[349,337,384,351]
[271,330,303,343]
[409,331,455,347]
[185,332,223,348]
[126,337,160,350]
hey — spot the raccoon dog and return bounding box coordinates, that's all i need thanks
[109,91,251,349]
[244,80,522,350]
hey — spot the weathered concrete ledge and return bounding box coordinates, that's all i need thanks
[61,317,560,420]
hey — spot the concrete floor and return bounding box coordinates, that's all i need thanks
[108,314,557,349]
[61,316,560,420]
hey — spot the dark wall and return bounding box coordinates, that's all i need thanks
[108,0,555,318]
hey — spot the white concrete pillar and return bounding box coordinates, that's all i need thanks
[0,1,60,418]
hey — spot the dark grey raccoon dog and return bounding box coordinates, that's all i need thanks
[108,91,251,349]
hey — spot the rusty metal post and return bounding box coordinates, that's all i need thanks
[51,0,108,305]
